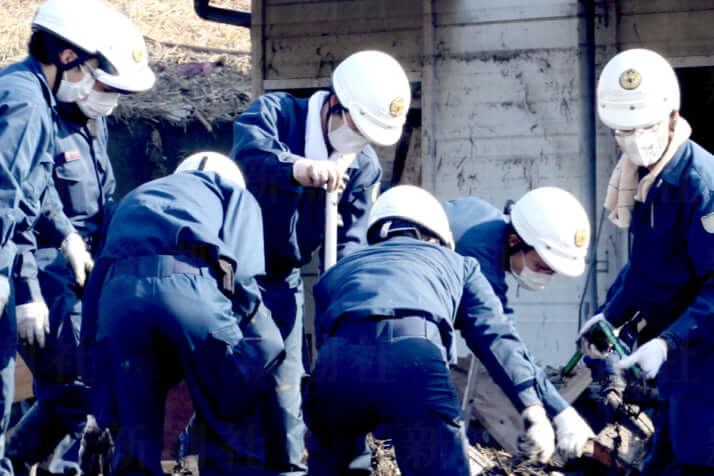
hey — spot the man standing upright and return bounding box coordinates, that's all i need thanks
[579,48,714,474]
[0,1,106,473]
[6,7,156,475]
[231,50,411,474]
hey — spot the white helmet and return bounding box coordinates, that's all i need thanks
[597,49,680,130]
[91,8,155,93]
[175,152,246,189]
[368,185,454,250]
[332,50,411,147]
[510,187,590,277]
[32,0,103,55]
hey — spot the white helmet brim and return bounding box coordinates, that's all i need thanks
[534,241,586,277]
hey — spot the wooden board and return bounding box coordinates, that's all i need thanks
[14,354,33,402]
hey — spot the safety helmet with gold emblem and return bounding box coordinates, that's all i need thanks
[90,7,155,93]
[597,48,680,131]
[331,50,411,146]
[510,187,590,277]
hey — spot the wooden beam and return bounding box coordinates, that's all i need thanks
[251,0,265,99]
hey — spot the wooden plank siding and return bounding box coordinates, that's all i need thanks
[262,0,423,82]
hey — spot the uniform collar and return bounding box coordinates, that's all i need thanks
[56,101,90,128]
[657,140,690,188]
[26,56,57,109]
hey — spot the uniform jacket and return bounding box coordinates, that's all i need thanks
[83,172,267,344]
[313,236,547,413]
[444,197,512,314]
[231,92,381,278]
[444,197,569,416]
[0,57,74,300]
[35,103,115,249]
[602,139,714,396]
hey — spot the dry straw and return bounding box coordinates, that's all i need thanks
[1,0,253,126]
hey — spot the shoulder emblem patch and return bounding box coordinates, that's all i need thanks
[64,150,81,162]
[702,212,714,234]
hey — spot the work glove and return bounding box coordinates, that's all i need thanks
[615,338,667,379]
[61,232,94,287]
[0,275,8,318]
[577,313,610,359]
[518,405,555,463]
[553,406,595,460]
[292,158,345,192]
[17,300,50,347]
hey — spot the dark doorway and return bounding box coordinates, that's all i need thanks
[676,66,714,154]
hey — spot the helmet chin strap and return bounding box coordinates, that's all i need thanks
[51,52,91,95]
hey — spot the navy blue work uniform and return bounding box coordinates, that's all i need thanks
[231,92,381,474]
[305,236,548,476]
[0,57,77,476]
[82,171,284,476]
[601,139,714,474]
[7,103,115,476]
[443,197,570,418]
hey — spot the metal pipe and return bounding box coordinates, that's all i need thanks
[579,0,599,327]
[193,0,251,27]
[324,153,356,271]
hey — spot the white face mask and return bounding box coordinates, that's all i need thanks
[614,121,669,167]
[511,251,553,291]
[328,111,369,154]
[77,89,120,119]
[55,66,95,103]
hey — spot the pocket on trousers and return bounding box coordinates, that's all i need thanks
[240,305,286,375]
[207,324,268,417]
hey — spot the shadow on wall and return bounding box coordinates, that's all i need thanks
[107,118,236,199]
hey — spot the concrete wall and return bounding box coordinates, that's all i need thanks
[422,1,607,365]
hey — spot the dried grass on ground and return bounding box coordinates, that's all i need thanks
[1,0,253,125]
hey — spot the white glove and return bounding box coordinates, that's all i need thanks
[17,300,50,348]
[61,232,94,287]
[292,158,345,192]
[577,312,609,359]
[553,406,595,460]
[518,405,555,463]
[0,276,8,318]
[615,338,667,379]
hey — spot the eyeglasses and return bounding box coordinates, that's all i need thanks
[85,64,125,94]
[613,121,663,138]
[330,102,364,136]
